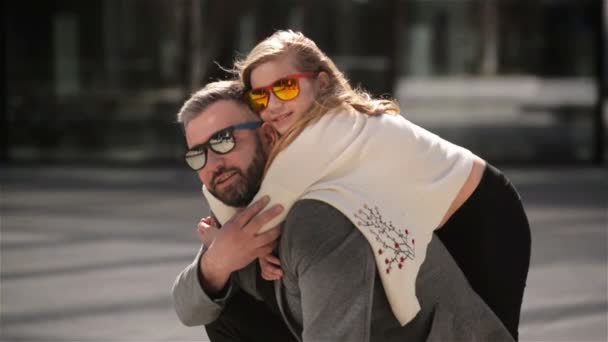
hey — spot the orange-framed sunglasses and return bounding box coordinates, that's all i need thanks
[246,72,317,112]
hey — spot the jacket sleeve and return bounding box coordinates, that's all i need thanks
[171,245,235,326]
[280,200,377,342]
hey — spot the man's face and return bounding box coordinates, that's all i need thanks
[185,100,268,207]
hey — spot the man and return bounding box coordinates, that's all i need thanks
[172,81,513,341]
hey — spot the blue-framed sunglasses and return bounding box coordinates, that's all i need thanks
[185,121,262,171]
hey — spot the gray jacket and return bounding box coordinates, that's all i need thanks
[172,199,513,341]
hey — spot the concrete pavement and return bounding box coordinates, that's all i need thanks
[1,166,606,341]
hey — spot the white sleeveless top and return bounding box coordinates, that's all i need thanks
[204,109,475,325]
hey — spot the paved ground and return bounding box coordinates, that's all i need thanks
[1,165,606,342]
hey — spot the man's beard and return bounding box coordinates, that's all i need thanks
[208,136,266,207]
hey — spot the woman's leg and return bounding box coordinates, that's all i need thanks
[436,164,531,340]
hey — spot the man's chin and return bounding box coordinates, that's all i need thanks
[211,186,253,208]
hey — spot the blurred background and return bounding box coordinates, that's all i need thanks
[3,0,607,164]
[2,0,607,341]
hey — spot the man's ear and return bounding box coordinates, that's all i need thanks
[261,123,279,149]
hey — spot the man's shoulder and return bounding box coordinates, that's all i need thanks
[280,199,369,267]
[284,199,354,239]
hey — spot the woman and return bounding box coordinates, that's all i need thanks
[204,30,530,340]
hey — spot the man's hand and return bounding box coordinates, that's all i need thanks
[200,196,283,294]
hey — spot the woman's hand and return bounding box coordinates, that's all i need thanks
[197,216,220,247]
[259,253,283,280]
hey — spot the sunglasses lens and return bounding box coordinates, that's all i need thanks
[209,130,236,154]
[249,89,269,112]
[273,78,299,101]
[185,150,206,170]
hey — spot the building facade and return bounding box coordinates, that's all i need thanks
[4,0,605,164]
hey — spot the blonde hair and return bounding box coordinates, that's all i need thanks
[234,30,400,169]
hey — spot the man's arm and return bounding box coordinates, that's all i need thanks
[280,200,377,341]
[172,196,283,326]
[172,245,234,326]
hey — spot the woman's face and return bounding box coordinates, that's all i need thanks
[249,57,317,135]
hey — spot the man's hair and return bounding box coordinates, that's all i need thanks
[177,80,248,127]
